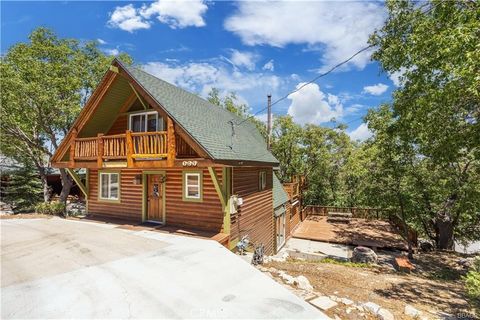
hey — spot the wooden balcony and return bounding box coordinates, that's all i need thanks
[71,130,171,168]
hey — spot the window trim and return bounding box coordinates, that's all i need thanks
[259,171,267,191]
[128,111,162,132]
[182,170,203,202]
[97,170,121,203]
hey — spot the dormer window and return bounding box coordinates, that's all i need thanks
[129,111,163,132]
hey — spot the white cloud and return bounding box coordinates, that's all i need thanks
[97,38,107,45]
[287,83,343,125]
[108,0,208,32]
[346,104,364,114]
[229,50,257,71]
[348,123,372,141]
[255,113,268,123]
[108,4,150,32]
[225,1,385,71]
[104,48,120,56]
[140,0,207,29]
[142,59,283,107]
[262,59,274,72]
[363,83,389,96]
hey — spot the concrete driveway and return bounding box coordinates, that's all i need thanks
[1,218,326,319]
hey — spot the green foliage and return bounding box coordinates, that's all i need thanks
[207,88,267,139]
[35,201,66,216]
[1,164,43,213]
[464,257,480,313]
[320,257,372,269]
[365,0,480,248]
[0,27,133,202]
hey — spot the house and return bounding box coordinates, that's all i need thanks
[51,59,284,254]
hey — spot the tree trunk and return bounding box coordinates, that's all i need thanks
[36,166,50,202]
[434,196,457,250]
[435,214,455,250]
[59,168,73,203]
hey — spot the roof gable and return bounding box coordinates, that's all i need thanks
[120,61,278,164]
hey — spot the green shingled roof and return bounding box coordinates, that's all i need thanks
[120,61,278,164]
[273,173,289,209]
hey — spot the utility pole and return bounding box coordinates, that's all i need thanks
[267,94,272,150]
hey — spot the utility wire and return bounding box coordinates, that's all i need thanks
[233,2,434,129]
[235,44,375,126]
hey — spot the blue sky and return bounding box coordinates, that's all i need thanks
[1,1,396,140]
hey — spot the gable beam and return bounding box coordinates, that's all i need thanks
[129,83,148,110]
[51,71,117,164]
[65,168,88,198]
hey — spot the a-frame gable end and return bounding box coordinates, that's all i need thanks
[51,68,118,164]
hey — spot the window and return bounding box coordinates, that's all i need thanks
[99,172,120,201]
[183,171,202,201]
[129,111,163,132]
[259,171,267,191]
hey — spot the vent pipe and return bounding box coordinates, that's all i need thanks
[267,94,272,150]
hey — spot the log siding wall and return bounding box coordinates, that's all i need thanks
[87,168,224,232]
[230,167,275,255]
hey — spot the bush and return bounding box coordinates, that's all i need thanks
[35,201,65,216]
[1,164,43,213]
[464,256,480,314]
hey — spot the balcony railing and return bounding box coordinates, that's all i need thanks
[73,131,168,163]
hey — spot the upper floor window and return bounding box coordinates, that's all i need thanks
[259,171,267,191]
[129,111,163,132]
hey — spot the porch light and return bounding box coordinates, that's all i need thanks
[133,175,142,185]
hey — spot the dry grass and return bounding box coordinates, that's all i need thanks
[0,213,53,220]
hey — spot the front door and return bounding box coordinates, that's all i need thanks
[147,174,164,222]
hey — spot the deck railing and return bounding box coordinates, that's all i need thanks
[131,131,167,158]
[73,131,168,162]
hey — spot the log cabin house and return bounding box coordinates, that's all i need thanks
[51,59,301,255]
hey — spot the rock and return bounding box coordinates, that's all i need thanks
[346,307,353,314]
[378,308,395,320]
[309,296,338,311]
[363,302,381,315]
[457,258,474,269]
[419,239,434,252]
[295,275,314,291]
[258,266,268,272]
[334,315,342,320]
[404,304,422,318]
[352,247,378,264]
[340,298,354,305]
[279,271,295,285]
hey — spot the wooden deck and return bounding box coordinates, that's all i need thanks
[70,215,230,247]
[293,216,407,250]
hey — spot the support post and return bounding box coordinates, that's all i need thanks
[97,133,104,168]
[126,130,134,168]
[208,167,231,236]
[69,128,78,167]
[65,168,88,198]
[167,117,176,167]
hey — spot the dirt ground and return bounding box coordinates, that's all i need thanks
[0,213,53,220]
[264,251,477,320]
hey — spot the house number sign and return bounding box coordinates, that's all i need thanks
[182,160,198,167]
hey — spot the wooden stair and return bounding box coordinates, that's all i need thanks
[327,212,352,224]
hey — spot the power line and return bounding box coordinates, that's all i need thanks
[233,2,435,129]
[235,44,375,126]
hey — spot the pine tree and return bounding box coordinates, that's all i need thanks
[1,164,43,213]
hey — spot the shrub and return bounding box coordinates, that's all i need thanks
[464,256,480,314]
[35,201,65,216]
[1,164,43,213]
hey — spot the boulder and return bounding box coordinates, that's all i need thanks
[363,302,381,315]
[352,247,378,264]
[340,298,354,306]
[295,275,314,291]
[404,304,422,318]
[378,308,395,320]
[419,239,434,252]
